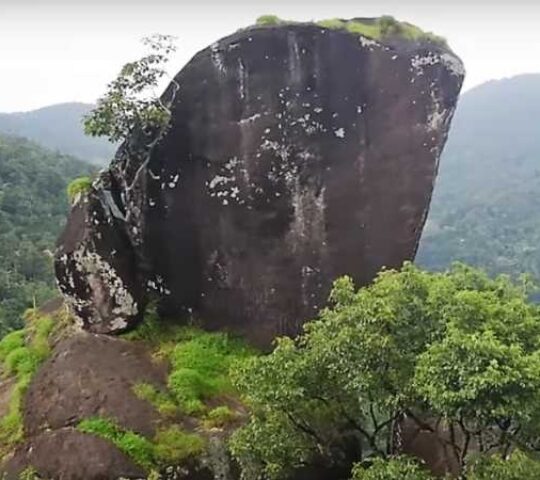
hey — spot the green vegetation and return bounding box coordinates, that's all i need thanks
[0,134,94,334]
[417,74,540,284]
[0,103,116,165]
[166,331,253,414]
[230,263,540,479]
[132,382,178,418]
[352,456,432,480]
[17,466,39,480]
[127,308,255,417]
[84,34,177,144]
[256,15,283,26]
[78,417,156,470]
[0,309,58,454]
[317,16,447,45]
[66,176,93,203]
[254,15,446,46]
[153,426,205,463]
[78,417,205,470]
[204,406,236,428]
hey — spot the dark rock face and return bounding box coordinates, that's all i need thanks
[23,332,166,438]
[2,429,145,480]
[56,23,464,345]
[55,172,145,333]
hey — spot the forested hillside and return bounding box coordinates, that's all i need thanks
[0,103,115,165]
[417,74,540,279]
[0,134,94,333]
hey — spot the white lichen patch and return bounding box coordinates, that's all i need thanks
[211,42,226,74]
[334,127,346,138]
[239,113,262,125]
[440,52,465,77]
[63,247,139,331]
[411,52,465,78]
[358,36,380,48]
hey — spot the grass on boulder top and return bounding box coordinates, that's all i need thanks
[255,14,447,46]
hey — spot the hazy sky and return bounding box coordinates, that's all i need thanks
[1,0,539,112]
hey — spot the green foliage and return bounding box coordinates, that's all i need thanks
[204,406,236,428]
[465,451,540,479]
[17,466,39,480]
[132,382,178,417]
[0,102,116,165]
[78,417,155,470]
[256,15,283,26]
[352,456,434,480]
[316,16,447,45]
[0,134,94,334]
[153,426,205,463]
[417,75,540,282]
[0,309,56,453]
[167,330,254,415]
[66,176,93,203]
[84,34,177,143]
[230,263,540,479]
[251,15,446,46]
[78,417,205,470]
[126,310,255,416]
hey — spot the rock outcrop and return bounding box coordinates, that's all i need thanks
[56,20,464,345]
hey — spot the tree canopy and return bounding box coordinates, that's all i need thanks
[230,263,540,479]
[0,134,94,334]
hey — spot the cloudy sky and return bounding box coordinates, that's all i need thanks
[0,0,539,112]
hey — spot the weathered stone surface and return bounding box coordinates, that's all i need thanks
[23,332,167,437]
[55,172,145,333]
[2,428,145,480]
[56,22,464,345]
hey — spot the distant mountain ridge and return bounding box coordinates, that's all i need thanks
[417,73,540,278]
[0,103,115,165]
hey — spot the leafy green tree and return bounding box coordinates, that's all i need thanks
[230,263,540,479]
[84,34,177,144]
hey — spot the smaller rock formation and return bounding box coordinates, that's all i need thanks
[3,430,146,480]
[23,333,166,438]
[55,172,145,333]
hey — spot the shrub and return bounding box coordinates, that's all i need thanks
[66,176,93,203]
[0,330,25,363]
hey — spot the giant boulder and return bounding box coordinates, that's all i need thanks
[56,20,464,345]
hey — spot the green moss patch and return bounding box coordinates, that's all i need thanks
[66,176,93,203]
[153,426,205,463]
[255,14,447,46]
[78,417,156,470]
[78,417,205,471]
[0,308,58,454]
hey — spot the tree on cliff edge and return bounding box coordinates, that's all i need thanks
[84,34,177,143]
[230,263,540,479]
